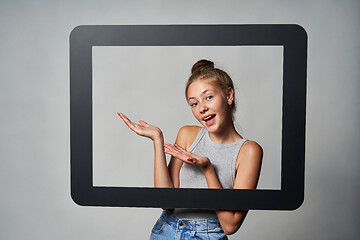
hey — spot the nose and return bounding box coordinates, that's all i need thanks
[199,101,208,114]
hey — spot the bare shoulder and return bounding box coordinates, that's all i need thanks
[236,141,263,168]
[176,125,202,150]
[241,141,263,156]
[234,140,263,189]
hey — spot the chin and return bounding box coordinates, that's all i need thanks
[203,123,220,133]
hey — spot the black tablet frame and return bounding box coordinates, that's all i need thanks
[70,24,307,210]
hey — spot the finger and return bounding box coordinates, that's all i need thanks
[133,122,145,131]
[164,144,181,154]
[173,144,193,158]
[117,112,128,124]
[117,112,126,119]
[173,144,188,154]
[164,150,193,164]
[163,150,180,159]
[124,120,138,132]
[119,113,132,124]
[122,117,141,132]
[174,143,185,150]
[163,150,175,156]
[125,118,137,129]
[186,158,195,163]
[185,158,195,164]
[163,143,174,149]
[163,144,175,152]
[187,152,201,160]
[174,144,198,158]
[163,144,182,155]
[139,120,150,127]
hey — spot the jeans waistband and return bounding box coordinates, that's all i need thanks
[162,210,222,232]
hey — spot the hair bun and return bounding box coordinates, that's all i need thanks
[191,59,214,74]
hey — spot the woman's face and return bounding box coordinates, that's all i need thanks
[187,79,232,133]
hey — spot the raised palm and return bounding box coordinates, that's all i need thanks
[163,143,210,169]
[117,112,162,140]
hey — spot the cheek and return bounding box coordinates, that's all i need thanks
[191,108,198,117]
[192,109,203,121]
[212,100,228,115]
[210,101,223,112]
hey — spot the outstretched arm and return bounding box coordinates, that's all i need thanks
[117,112,173,188]
[163,140,263,235]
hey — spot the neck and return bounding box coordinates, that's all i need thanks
[208,116,241,144]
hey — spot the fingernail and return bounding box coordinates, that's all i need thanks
[187,158,193,162]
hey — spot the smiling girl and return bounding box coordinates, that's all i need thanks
[118,59,262,239]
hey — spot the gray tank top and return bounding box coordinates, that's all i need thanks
[172,127,248,219]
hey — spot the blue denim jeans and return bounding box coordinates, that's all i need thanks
[150,210,228,240]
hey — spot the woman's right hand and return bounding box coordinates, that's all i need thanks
[117,112,163,141]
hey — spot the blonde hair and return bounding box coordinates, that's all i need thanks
[185,59,236,117]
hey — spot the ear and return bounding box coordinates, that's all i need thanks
[227,87,234,106]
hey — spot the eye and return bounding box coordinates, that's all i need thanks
[206,95,213,100]
[190,102,198,107]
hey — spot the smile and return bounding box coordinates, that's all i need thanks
[203,114,215,121]
[203,114,216,125]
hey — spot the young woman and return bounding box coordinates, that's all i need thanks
[117,60,263,239]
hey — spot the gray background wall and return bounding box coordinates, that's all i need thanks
[93,46,283,189]
[1,0,359,239]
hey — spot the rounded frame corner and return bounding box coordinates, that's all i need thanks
[70,190,88,207]
[290,24,308,41]
[69,25,88,41]
[289,196,305,210]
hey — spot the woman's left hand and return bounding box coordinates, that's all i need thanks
[163,143,210,170]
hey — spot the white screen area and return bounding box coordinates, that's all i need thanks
[92,46,283,189]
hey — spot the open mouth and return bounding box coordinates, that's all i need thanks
[203,114,216,122]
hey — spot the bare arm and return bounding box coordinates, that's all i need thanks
[211,141,262,235]
[118,113,173,188]
[167,126,201,188]
[164,140,263,235]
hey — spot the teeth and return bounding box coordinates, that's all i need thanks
[204,115,213,121]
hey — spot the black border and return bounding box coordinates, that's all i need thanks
[70,25,307,210]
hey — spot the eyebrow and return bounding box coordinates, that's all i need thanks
[188,89,214,100]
